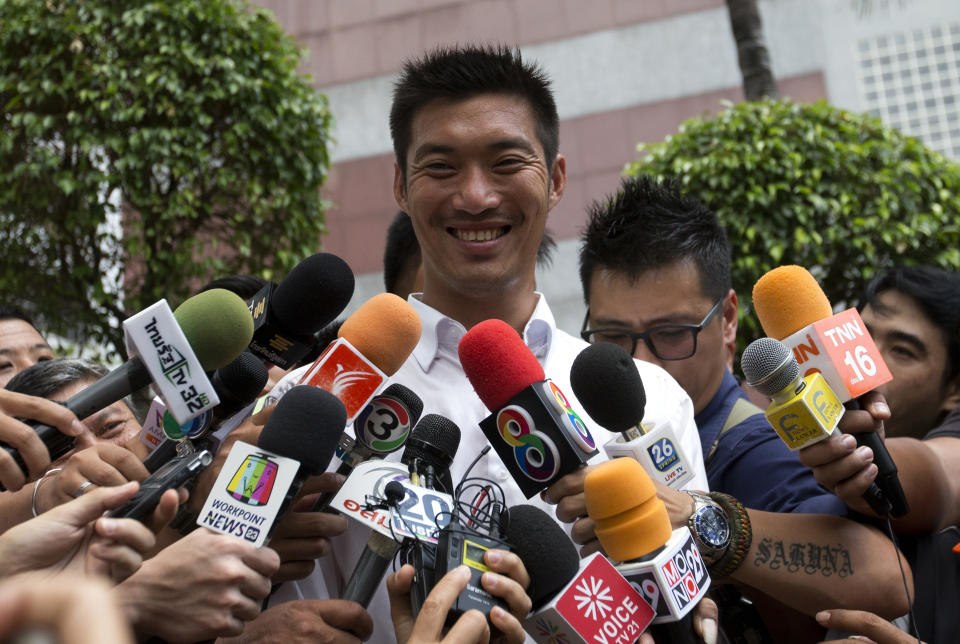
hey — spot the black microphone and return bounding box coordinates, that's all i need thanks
[247,253,355,369]
[505,504,580,609]
[342,414,461,607]
[1,289,254,489]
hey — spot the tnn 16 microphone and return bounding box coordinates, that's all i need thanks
[458,319,598,498]
[570,342,694,489]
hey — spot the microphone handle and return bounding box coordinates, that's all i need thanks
[342,531,400,607]
[649,614,701,644]
[845,400,909,518]
[310,460,354,512]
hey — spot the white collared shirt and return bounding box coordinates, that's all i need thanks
[272,293,707,642]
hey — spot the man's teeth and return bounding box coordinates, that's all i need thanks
[456,228,505,242]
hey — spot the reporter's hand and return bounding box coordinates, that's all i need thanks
[816,608,924,644]
[216,600,373,644]
[116,527,280,642]
[541,465,600,556]
[37,443,150,513]
[269,472,349,582]
[480,549,531,644]
[387,564,490,644]
[0,389,91,491]
[0,572,134,644]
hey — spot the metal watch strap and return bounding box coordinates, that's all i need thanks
[686,491,728,565]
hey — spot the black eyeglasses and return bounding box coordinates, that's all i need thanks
[580,297,724,361]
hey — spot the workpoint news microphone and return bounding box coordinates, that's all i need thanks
[298,293,422,422]
[458,319,598,498]
[246,252,355,369]
[752,265,908,517]
[518,503,655,644]
[1,288,254,489]
[585,457,710,644]
[570,342,694,489]
[342,413,461,607]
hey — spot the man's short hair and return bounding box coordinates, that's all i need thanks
[199,275,267,301]
[860,266,960,383]
[5,357,107,399]
[579,175,731,303]
[0,305,35,327]
[390,44,559,180]
[384,211,420,296]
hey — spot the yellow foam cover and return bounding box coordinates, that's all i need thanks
[752,265,833,340]
[338,293,422,376]
[584,458,672,562]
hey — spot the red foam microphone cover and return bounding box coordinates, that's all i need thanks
[458,319,545,411]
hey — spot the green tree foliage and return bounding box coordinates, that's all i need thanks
[0,0,332,357]
[625,98,960,348]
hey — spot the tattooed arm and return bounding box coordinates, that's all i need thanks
[657,488,911,619]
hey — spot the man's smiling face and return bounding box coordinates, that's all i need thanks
[394,93,564,304]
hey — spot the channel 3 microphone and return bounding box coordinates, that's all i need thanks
[344,414,461,607]
[0,289,253,490]
[458,319,598,498]
[752,265,908,517]
[585,458,710,643]
[517,504,655,644]
[571,342,693,489]
[298,293,422,422]
[247,253,355,369]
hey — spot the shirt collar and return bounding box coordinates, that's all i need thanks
[408,292,556,371]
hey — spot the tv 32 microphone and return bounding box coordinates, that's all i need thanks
[458,319,599,498]
[516,503,656,644]
[343,414,461,607]
[0,289,253,490]
[571,342,694,489]
[753,265,908,517]
[585,457,710,643]
[298,293,422,422]
[247,253,355,369]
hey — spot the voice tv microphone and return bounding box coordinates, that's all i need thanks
[753,265,907,517]
[458,319,598,498]
[247,253,355,369]
[517,504,655,644]
[571,342,693,489]
[0,289,254,489]
[585,458,709,643]
[299,293,422,422]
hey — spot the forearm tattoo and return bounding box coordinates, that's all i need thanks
[752,538,854,577]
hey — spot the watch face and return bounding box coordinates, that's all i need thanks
[695,506,731,548]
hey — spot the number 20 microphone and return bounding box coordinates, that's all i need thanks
[458,319,598,498]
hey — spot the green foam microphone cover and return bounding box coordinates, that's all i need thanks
[174,288,254,370]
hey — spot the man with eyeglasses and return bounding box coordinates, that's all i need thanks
[574,175,912,638]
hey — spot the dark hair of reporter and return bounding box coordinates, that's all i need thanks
[198,275,268,301]
[578,174,731,303]
[5,358,107,398]
[390,44,559,181]
[0,305,36,327]
[860,265,960,383]
[383,211,421,297]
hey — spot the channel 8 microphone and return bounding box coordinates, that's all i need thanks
[570,342,693,489]
[752,265,907,517]
[0,289,253,489]
[458,319,598,498]
[247,253,356,369]
[585,458,710,643]
[516,505,655,644]
[298,293,421,422]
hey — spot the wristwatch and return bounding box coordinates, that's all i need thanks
[686,491,731,565]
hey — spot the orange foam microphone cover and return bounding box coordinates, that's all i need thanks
[337,293,422,376]
[584,457,672,562]
[752,265,833,340]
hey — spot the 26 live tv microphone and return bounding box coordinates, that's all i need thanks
[518,504,655,644]
[752,265,908,517]
[458,319,598,498]
[298,293,422,422]
[0,289,254,489]
[342,413,461,607]
[571,343,693,489]
[247,253,355,369]
[585,458,710,643]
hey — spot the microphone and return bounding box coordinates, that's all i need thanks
[585,458,710,643]
[210,351,271,422]
[458,319,598,498]
[752,265,908,517]
[342,413,461,608]
[247,253,356,369]
[515,504,656,644]
[299,293,422,421]
[570,342,694,489]
[0,289,254,487]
